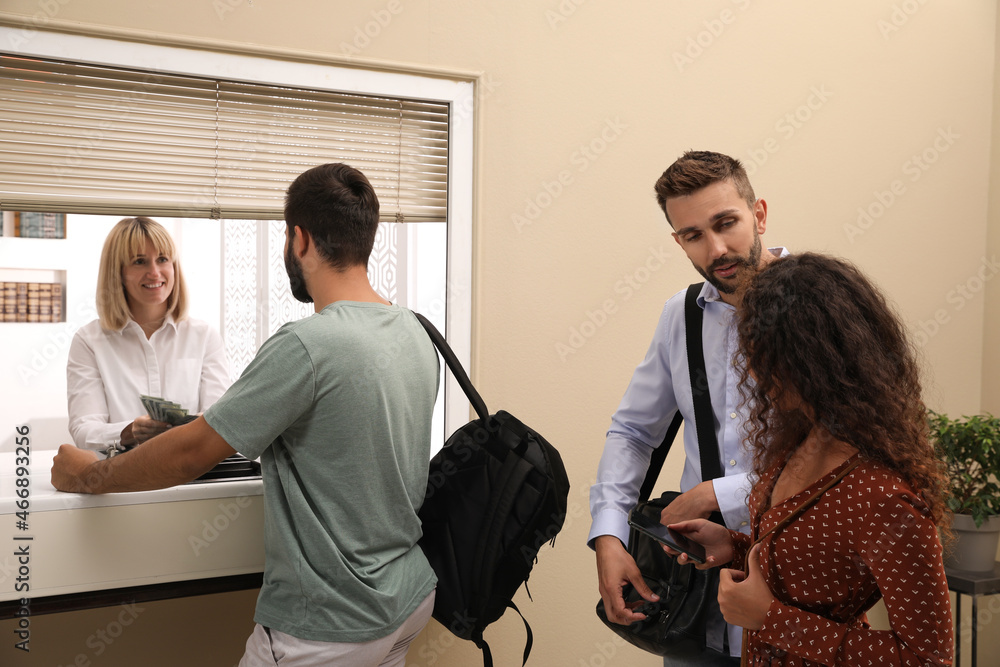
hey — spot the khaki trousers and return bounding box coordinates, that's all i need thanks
[239,591,435,667]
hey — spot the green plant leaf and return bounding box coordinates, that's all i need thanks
[930,411,1000,526]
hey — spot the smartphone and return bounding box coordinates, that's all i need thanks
[628,509,707,564]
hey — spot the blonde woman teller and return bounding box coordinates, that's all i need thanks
[67,217,231,452]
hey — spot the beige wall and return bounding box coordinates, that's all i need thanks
[0,1,997,665]
[985,4,1000,416]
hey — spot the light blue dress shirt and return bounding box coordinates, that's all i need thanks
[589,248,788,658]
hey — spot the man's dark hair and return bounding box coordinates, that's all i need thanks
[284,162,380,269]
[654,150,756,227]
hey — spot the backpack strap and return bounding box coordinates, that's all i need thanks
[414,312,536,667]
[637,282,722,501]
[510,601,533,666]
[473,601,532,667]
[414,312,490,422]
[473,634,494,667]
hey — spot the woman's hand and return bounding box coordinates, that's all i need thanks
[658,480,718,525]
[131,415,172,444]
[718,545,775,630]
[667,519,735,569]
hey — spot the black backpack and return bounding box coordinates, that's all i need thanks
[415,313,571,667]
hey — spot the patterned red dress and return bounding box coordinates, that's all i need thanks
[731,454,954,666]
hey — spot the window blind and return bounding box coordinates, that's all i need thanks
[0,54,449,222]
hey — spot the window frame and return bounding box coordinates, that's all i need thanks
[0,27,475,437]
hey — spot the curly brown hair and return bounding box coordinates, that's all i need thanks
[735,253,950,531]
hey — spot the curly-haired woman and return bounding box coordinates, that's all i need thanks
[670,252,954,666]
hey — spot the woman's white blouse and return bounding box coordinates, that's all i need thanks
[67,316,231,450]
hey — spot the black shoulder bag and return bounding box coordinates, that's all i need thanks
[595,282,728,656]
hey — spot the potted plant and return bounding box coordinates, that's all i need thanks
[929,411,1000,572]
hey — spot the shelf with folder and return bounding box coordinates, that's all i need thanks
[0,212,70,323]
[6,211,67,238]
[0,268,66,323]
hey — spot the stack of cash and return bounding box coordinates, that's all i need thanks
[140,394,197,426]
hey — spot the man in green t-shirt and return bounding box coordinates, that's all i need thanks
[52,163,441,666]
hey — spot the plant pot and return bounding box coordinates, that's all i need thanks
[945,514,1000,572]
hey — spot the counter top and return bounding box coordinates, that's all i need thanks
[0,450,263,515]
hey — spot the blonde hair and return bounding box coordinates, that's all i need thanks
[96,217,188,331]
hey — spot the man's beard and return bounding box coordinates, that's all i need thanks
[694,230,763,294]
[284,242,313,304]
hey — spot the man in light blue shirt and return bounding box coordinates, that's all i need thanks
[589,151,787,666]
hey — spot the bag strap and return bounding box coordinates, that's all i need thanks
[473,601,532,667]
[752,457,861,548]
[415,312,534,667]
[685,284,723,484]
[638,412,682,502]
[637,283,721,502]
[414,312,490,422]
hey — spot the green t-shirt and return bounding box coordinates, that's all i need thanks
[204,302,439,642]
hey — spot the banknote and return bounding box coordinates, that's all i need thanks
[140,394,195,425]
